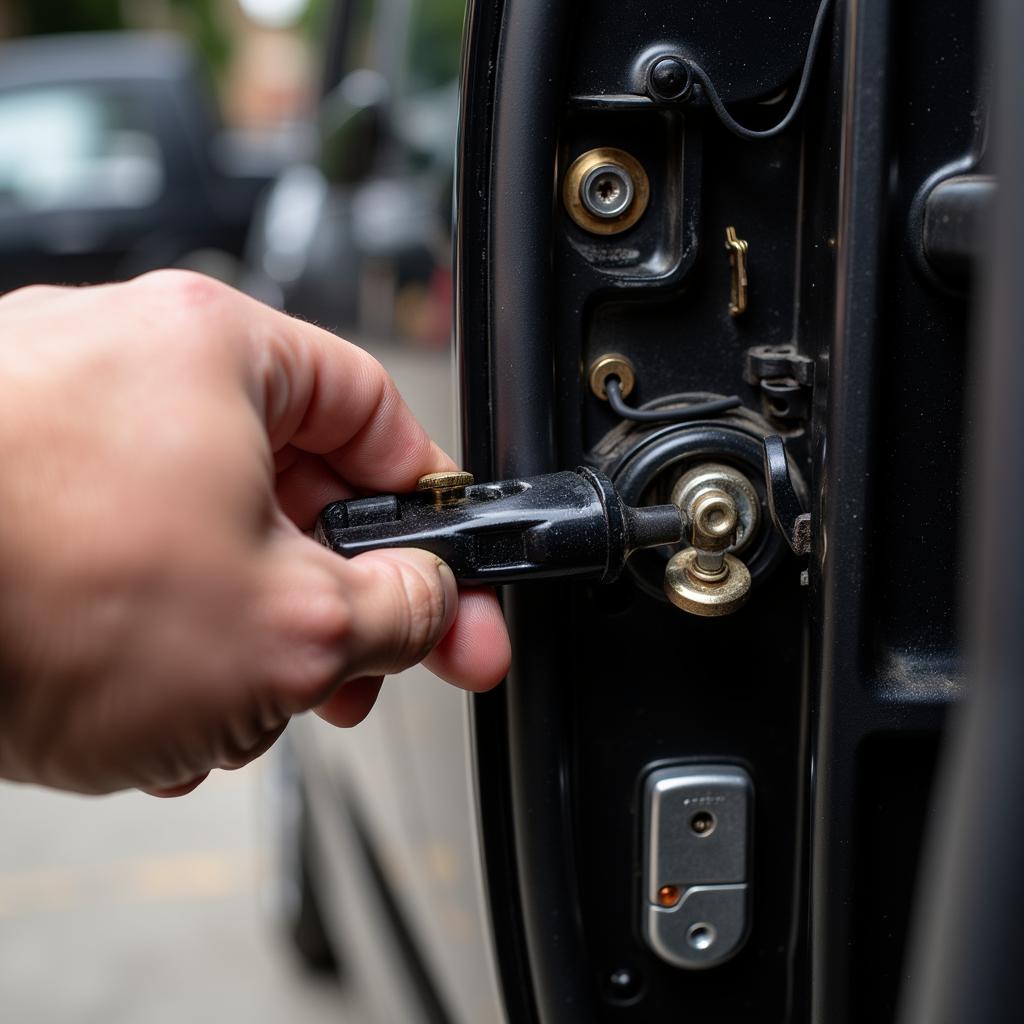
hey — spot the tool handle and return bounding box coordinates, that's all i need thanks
[314,467,682,585]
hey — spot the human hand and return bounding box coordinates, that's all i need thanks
[0,272,510,795]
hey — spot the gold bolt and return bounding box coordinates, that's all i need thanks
[416,471,474,507]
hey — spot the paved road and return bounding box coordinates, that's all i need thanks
[0,765,346,1024]
[0,343,454,1024]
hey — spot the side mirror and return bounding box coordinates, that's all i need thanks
[319,68,390,184]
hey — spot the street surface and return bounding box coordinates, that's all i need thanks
[0,766,344,1023]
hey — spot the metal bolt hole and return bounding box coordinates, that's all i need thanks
[687,922,717,951]
[690,810,716,836]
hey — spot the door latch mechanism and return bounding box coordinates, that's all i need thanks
[315,462,768,616]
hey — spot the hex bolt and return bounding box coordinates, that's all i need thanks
[648,55,693,101]
[580,162,635,220]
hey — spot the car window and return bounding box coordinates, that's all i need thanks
[0,87,164,213]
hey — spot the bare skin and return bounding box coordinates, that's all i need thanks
[0,271,511,797]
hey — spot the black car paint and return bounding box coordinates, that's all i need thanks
[455,0,983,1021]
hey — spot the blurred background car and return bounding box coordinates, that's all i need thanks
[0,31,284,293]
[0,2,1015,1024]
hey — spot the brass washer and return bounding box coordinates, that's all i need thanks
[562,147,650,235]
[664,548,752,617]
[588,353,636,400]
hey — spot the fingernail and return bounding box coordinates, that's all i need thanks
[436,559,458,637]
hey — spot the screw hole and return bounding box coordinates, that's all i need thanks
[686,922,717,951]
[690,810,716,836]
[769,398,790,416]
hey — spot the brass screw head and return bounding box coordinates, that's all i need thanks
[416,471,474,506]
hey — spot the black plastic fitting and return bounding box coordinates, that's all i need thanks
[315,467,683,585]
[647,55,694,102]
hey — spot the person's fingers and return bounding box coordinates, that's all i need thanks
[239,288,456,488]
[315,676,385,727]
[338,548,458,679]
[143,772,210,799]
[423,588,511,691]
[124,271,456,491]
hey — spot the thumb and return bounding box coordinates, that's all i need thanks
[336,547,459,679]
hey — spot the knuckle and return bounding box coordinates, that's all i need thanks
[134,269,231,314]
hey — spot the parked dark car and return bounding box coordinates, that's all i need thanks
[0,32,279,293]
[276,0,1023,1022]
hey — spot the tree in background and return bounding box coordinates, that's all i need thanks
[9,0,233,72]
[3,0,329,76]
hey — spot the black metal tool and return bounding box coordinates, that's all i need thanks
[314,467,684,585]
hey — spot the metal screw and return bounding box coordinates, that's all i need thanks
[580,162,635,220]
[562,147,649,235]
[648,55,693,101]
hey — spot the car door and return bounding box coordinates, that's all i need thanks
[454,0,997,1021]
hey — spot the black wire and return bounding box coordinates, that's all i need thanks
[605,377,743,423]
[684,0,834,140]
